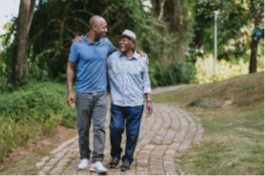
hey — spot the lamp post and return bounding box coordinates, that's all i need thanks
[214,10,219,74]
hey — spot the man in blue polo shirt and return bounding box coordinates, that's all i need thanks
[67,15,115,174]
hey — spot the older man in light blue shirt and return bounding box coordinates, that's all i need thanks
[107,29,152,172]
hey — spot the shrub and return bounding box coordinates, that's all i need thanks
[0,81,76,162]
[149,60,195,87]
[194,55,250,84]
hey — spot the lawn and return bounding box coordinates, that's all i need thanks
[152,72,264,175]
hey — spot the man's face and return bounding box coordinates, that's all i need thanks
[118,37,134,53]
[93,20,108,38]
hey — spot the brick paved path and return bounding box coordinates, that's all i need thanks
[36,86,204,175]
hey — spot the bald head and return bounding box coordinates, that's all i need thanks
[89,15,106,29]
[88,15,108,40]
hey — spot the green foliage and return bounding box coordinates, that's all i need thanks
[192,0,264,61]
[0,118,37,162]
[150,60,195,87]
[0,20,16,91]
[2,0,262,89]
[168,1,195,60]
[26,0,175,81]
[249,0,264,25]
[0,81,76,162]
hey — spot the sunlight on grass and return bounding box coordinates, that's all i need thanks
[183,107,264,175]
[153,72,264,175]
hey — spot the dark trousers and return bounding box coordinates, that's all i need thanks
[110,104,144,165]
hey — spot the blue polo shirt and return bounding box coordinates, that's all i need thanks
[68,35,116,93]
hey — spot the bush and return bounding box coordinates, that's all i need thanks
[149,60,195,87]
[194,55,251,84]
[0,81,75,122]
[0,81,76,162]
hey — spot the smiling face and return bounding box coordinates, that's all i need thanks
[118,37,135,54]
[93,19,108,38]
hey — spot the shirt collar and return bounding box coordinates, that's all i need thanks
[82,33,102,45]
[119,51,139,60]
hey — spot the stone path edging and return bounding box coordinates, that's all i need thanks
[36,85,204,175]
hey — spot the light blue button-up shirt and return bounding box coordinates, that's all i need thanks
[107,51,151,107]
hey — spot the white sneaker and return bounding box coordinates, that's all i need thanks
[78,158,89,170]
[89,161,107,174]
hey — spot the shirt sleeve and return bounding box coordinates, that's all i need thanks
[68,42,79,63]
[106,39,117,55]
[142,61,151,94]
[106,54,111,65]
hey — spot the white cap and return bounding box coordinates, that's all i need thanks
[120,29,136,42]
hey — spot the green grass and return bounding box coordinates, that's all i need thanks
[0,128,76,175]
[0,81,76,163]
[153,72,264,175]
[0,146,53,175]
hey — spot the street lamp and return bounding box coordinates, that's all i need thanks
[214,9,219,74]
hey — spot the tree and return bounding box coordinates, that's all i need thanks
[28,0,172,79]
[12,0,35,84]
[192,0,251,60]
[249,0,264,73]
[150,0,194,64]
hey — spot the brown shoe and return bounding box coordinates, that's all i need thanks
[109,158,119,169]
[120,162,130,172]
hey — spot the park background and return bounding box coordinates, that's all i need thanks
[0,0,264,175]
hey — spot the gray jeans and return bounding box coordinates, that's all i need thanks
[76,92,107,162]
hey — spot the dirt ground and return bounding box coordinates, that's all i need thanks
[0,125,76,171]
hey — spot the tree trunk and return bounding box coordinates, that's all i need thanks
[151,0,188,63]
[248,0,263,74]
[158,0,165,20]
[12,0,35,84]
[249,39,258,73]
[165,0,186,62]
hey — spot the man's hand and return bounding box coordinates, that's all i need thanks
[67,91,75,108]
[137,50,149,64]
[145,101,153,117]
[72,35,83,43]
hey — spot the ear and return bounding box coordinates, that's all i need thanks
[92,24,97,30]
[131,41,135,48]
